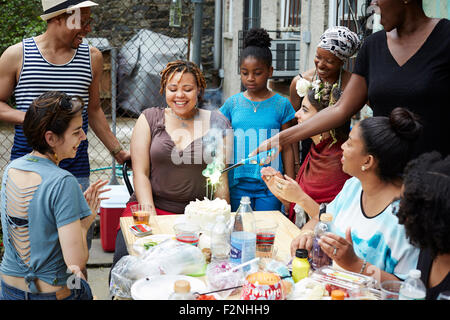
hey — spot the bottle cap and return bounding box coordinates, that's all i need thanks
[320,213,333,222]
[331,289,346,300]
[295,249,308,259]
[174,280,191,293]
[240,196,251,204]
[409,269,421,279]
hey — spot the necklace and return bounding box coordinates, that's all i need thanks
[168,107,199,128]
[246,91,272,113]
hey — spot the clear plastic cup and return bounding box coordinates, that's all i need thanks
[255,219,278,246]
[381,280,403,300]
[173,222,200,246]
[130,204,154,226]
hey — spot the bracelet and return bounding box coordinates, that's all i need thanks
[360,259,367,274]
[294,162,300,165]
[299,229,314,237]
[110,144,123,157]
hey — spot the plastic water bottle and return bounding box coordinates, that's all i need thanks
[311,213,333,270]
[399,270,426,300]
[230,196,256,270]
[210,215,231,261]
[168,280,196,300]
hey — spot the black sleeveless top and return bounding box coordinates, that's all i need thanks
[417,248,450,300]
[353,19,450,157]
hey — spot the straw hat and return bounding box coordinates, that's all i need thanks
[40,0,98,21]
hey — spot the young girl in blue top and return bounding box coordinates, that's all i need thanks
[220,28,295,212]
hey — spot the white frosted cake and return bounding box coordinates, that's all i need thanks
[184,197,231,231]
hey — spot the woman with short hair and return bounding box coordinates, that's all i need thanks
[0,91,108,300]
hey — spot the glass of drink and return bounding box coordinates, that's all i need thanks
[381,280,403,300]
[255,219,278,246]
[173,222,200,246]
[256,244,278,260]
[130,204,153,226]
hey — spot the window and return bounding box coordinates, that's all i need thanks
[282,0,301,28]
[243,0,261,31]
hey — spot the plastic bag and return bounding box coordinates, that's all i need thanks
[141,239,206,275]
[109,239,206,298]
[109,255,161,299]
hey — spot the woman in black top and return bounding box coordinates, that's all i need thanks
[251,0,450,159]
[396,151,450,300]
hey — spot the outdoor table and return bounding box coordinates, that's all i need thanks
[119,211,302,300]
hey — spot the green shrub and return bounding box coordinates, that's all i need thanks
[0,0,46,55]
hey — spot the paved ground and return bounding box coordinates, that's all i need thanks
[87,238,114,300]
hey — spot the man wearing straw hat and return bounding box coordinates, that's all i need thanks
[0,1,130,250]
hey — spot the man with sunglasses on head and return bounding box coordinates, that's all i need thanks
[0,0,130,250]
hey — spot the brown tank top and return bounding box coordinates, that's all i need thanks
[128,107,231,213]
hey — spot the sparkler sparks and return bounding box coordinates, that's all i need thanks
[203,160,225,200]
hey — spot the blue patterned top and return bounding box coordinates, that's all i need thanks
[327,177,419,280]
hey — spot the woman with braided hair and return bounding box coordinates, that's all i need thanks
[261,82,351,227]
[122,59,231,216]
[110,60,232,277]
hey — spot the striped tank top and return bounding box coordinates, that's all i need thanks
[12,37,92,178]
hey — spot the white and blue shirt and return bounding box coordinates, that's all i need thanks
[327,177,419,280]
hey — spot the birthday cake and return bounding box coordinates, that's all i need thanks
[184,197,231,231]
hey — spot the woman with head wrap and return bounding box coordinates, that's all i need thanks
[289,26,361,172]
[252,1,450,161]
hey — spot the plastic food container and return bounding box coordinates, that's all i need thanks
[310,266,379,298]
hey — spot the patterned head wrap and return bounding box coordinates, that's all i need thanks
[317,26,361,61]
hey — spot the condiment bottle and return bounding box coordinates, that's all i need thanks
[168,280,196,300]
[291,249,310,283]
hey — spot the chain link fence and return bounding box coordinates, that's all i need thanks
[0,0,218,187]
